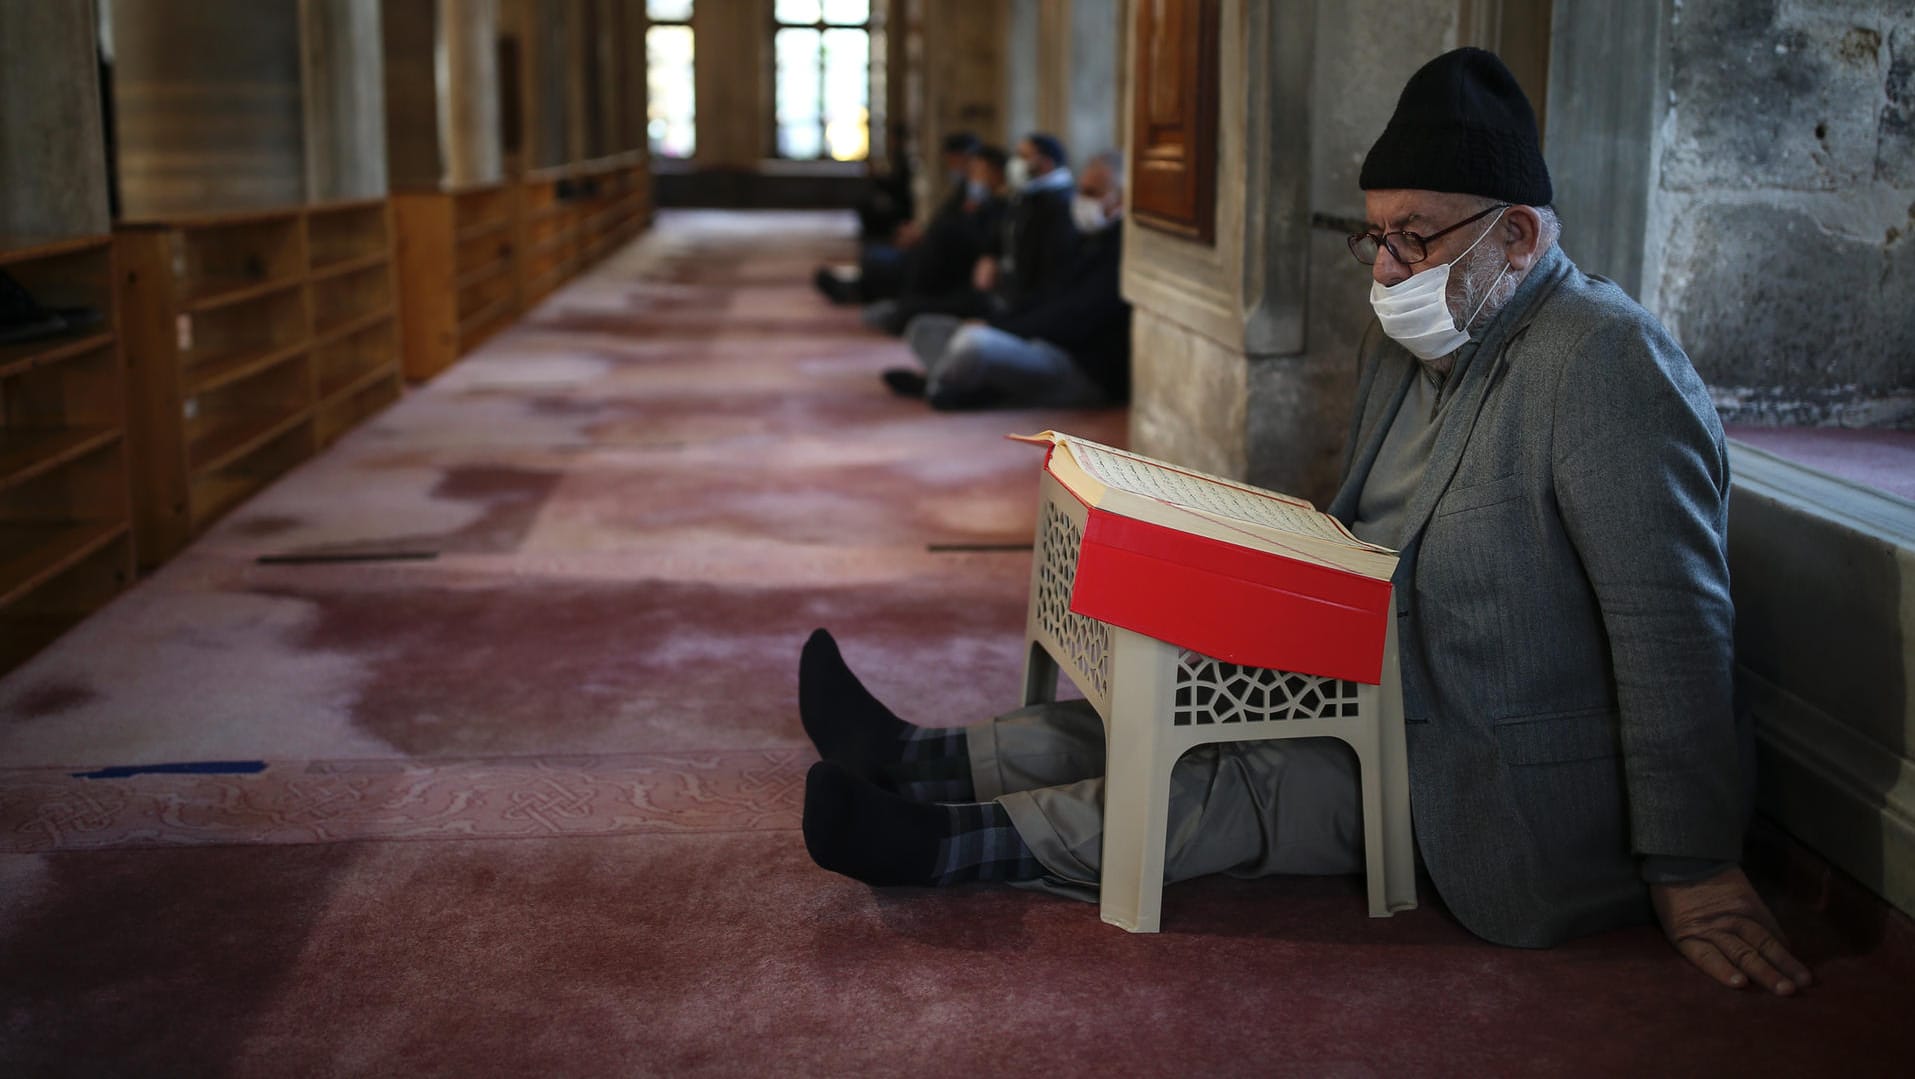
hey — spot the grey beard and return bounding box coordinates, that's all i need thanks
[1456,243,1517,336]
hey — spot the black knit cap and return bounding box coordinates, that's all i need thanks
[1359,47,1552,205]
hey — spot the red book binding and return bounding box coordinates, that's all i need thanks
[1030,438,1396,686]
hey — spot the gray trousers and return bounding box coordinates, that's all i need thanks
[903,314,1109,409]
[967,700,1366,900]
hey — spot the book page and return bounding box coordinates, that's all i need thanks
[1063,438,1385,551]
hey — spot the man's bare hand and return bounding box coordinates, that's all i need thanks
[1651,867,1812,995]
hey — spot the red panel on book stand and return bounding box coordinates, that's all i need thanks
[1057,480,1394,686]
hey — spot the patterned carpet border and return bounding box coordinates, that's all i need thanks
[0,749,808,853]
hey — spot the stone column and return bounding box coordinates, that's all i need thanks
[692,0,774,170]
[302,0,389,202]
[381,0,502,189]
[913,0,1009,213]
[0,0,111,238]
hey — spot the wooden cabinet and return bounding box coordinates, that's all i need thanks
[0,236,136,670]
[116,200,402,566]
[308,202,405,445]
[392,183,520,381]
[516,154,650,308]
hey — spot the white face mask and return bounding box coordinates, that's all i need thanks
[1071,193,1110,232]
[1006,156,1032,189]
[1367,209,1508,361]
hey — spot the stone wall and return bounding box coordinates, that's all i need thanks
[1257,0,1462,504]
[107,0,309,217]
[1647,0,1915,428]
[1002,0,1120,162]
[0,0,110,238]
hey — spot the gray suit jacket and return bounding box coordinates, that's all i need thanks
[1326,243,1746,948]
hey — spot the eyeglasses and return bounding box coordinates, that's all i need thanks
[1347,203,1510,266]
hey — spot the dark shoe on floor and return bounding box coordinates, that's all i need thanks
[881,368,927,398]
[926,384,1003,411]
[813,265,861,305]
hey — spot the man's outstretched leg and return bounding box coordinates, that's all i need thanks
[803,761,1044,887]
[799,628,973,802]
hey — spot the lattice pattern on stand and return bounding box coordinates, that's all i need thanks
[1172,651,1361,726]
[1035,499,1111,699]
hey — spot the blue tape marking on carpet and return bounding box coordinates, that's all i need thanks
[72,761,269,780]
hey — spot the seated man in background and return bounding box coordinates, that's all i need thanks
[976,132,1079,317]
[851,121,921,241]
[815,131,980,306]
[800,49,1813,997]
[865,133,1076,338]
[883,151,1128,410]
[858,146,1011,335]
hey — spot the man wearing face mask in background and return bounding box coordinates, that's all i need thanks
[856,145,1011,335]
[882,151,1128,409]
[798,49,1812,999]
[975,133,1079,315]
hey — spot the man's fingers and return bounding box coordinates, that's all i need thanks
[1719,931,1794,995]
[1761,937,1814,987]
[1734,918,1814,990]
[1675,936,1749,989]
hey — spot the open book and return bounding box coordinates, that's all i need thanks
[1011,430,1398,581]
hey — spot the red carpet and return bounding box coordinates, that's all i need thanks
[1,211,1910,1077]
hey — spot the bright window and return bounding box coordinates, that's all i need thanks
[774,0,870,161]
[647,0,695,159]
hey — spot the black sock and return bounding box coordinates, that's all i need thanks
[800,628,910,763]
[803,761,943,885]
[802,762,1039,887]
[800,629,972,768]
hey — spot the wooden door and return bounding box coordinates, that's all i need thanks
[1129,0,1219,243]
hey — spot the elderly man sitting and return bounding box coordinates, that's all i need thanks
[798,48,1811,997]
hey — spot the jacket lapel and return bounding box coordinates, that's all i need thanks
[1393,245,1573,560]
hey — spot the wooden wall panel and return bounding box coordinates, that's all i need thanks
[1128,0,1218,243]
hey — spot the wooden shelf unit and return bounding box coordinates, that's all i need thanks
[0,236,137,671]
[515,154,651,308]
[392,182,520,381]
[116,199,402,566]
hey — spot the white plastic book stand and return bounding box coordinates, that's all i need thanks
[1020,469,1417,933]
